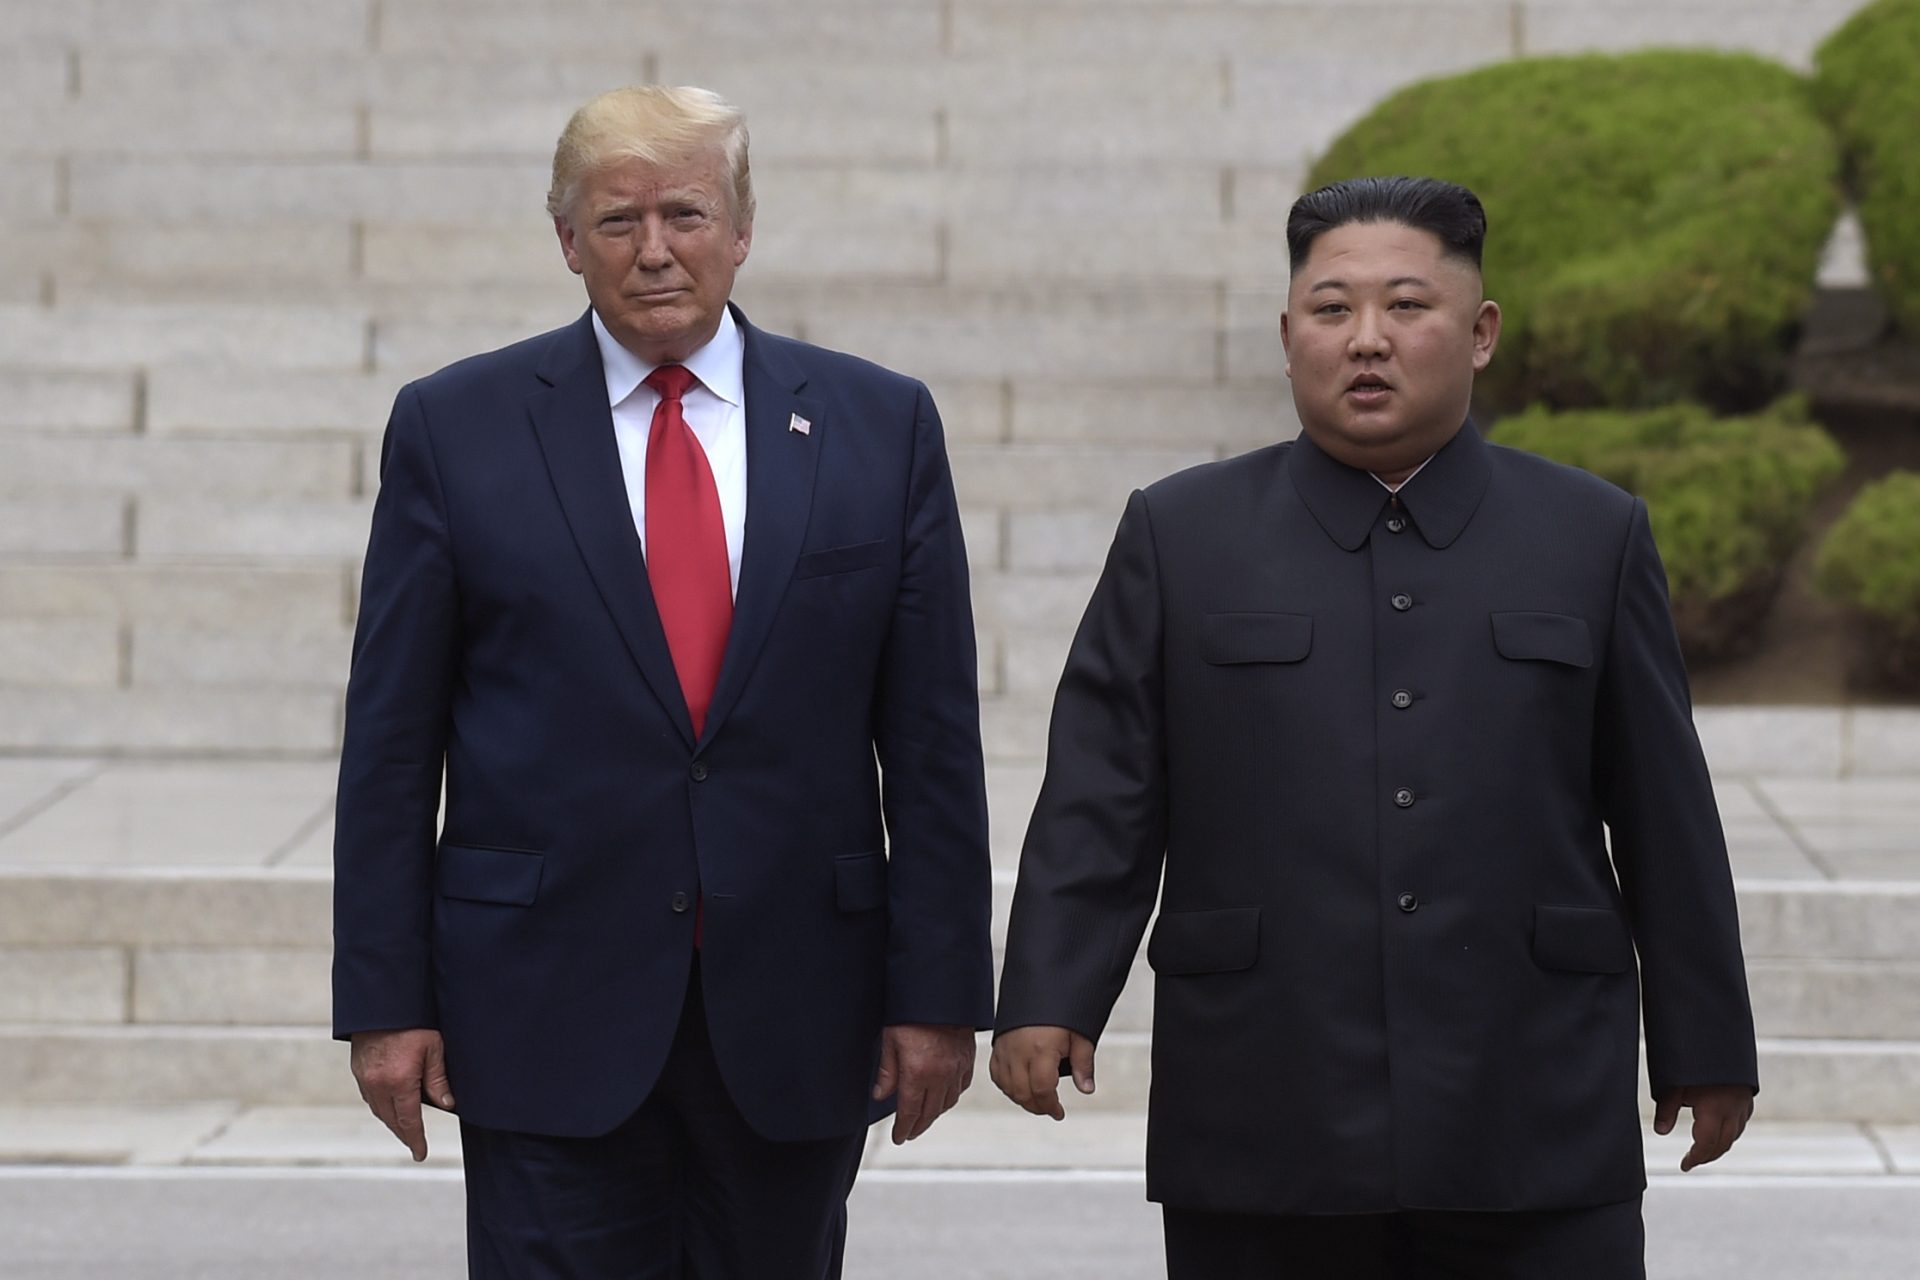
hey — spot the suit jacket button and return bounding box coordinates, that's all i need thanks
[1386,516,1407,534]
[1391,593,1413,612]
[1394,788,1415,808]
[671,892,691,913]
[1391,689,1414,709]
[690,761,709,782]
[1397,892,1419,913]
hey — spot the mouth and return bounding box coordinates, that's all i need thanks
[630,287,688,301]
[1345,374,1392,405]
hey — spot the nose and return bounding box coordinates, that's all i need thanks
[1349,307,1390,359]
[635,217,673,271]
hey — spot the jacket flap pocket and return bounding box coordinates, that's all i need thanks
[1492,611,1593,668]
[437,844,543,906]
[834,851,888,912]
[1532,904,1634,974]
[1201,613,1312,665]
[1147,907,1261,975]
[795,540,889,580]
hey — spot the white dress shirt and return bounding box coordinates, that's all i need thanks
[594,307,748,599]
[1372,454,1434,495]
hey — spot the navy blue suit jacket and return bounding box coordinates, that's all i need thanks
[333,306,994,1142]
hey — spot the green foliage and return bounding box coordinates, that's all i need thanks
[1814,0,1920,337]
[1308,51,1841,415]
[1494,398,1846,610]
[1817,472,1920,640]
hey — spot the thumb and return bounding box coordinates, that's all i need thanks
[1069,1033,1096,1096]
[873,1033,898,1101]
[423,1036,456,1110]
[1653,1089,1683,1136]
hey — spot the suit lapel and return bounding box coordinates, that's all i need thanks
[698,311,821,749]
[527,312,695,748]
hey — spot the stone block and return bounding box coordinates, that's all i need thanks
[0,496,127,555]
[130,622,354,689]
[6,437,357,500]
[1753,1037,1920,1122]
[0,687,341,752]
[146,368,402,437]
[1737,883,1920,962]
[0,759,99,830]
[0,47,67,112]
[134,947,331,1025]
[136,497,374,559]
[973,570,1101,634]
[1520,0,1870,70]
[377,2,943,56]
[0,303,367,370]
[1003,628,1081,697]
[370,311,581,374]
[743,218,944,285]
[1231,47,1515,157]
[0,370,139,433]
[1819,210,1870,291]
[950,445,1213,508]
[1224,287,1290,380]
[1694,707,1845,778]
[977,633,1002,699]
[981,695,1052,763]
[920,378,1006,446]
[1642,1121,1886,1176]
[1233,168,1310,223]
[0,760,335,867]
[0,1023,354,1105]
[81,0,371,50]
[0,1102,239,1165]
[1877,1124,1920,1174]
[68,157,550,222]
[360,222,563,285]
[37,222,358,293]
[0,619,122,687]
[187,1103,462,1166]
[752,161,1224,225]
[0,94,357,157]
[946,219,1291,286]
[949,3,1513,60]
[1846,710,1920,776]
[0,156,60,220]
[0,563,350,629]
[1008,510,1121,574]
[0,0,85,42]
[1749,960,1920,1041]
[1010,380,1297,450]
[0,869,334,948]
[866,1105,1146,1169]
[0,947,127,1023]
[959,507,1003,573]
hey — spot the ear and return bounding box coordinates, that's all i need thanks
[555,214,584,276]
[1471,299,1501,372]
[1279,309,1293,379]
[732,218,753,268]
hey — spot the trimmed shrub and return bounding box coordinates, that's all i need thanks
[1816,472,1920,689]
[1308,51,1841,415]
[1493,397,1845,661]
[1814,0,1920,338]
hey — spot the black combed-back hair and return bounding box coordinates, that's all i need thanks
[1286,176,1488,272]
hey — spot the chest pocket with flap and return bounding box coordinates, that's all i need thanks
[1201,612,1313,665]
[1491,611,1592,668]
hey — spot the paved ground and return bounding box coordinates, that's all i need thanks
[3,1167,1918,1279]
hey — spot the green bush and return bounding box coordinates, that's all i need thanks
[1814,0,1920,338]
[1817,472,1920,687]
[1308,51,1841,415]
[1494,397,1845,660]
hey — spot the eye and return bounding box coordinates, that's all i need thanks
[1391,298,1427,311]
[600,214,634,229]
[1315,302,1349,316]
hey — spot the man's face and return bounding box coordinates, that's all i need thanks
[555,149,751,365]
[1280,220,1500,479]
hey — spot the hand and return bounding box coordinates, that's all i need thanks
[350,1027,456,1162]
[989,1025,1095,1121]
[1655,1083,1754,1172]
[872,1024,976,1145]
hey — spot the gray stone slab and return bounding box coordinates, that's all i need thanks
[0,762,334,868]
[753,162,1229,225]
[1695,708,1846,778]
[6,437,357,500]
[378,1,944,55]
[1642,1121,1886,1176]
[950,3,1514,60]
[0,947,127,1023]
[78,0,372,51]
[868,1108,1148,1170]
[1010,380,1298,450]
[130,622,354,689]
[0,156,60,220]
[0,759,99,831]
[1847,709,1920,775]
[0,370,139,434]
[987,761,1046,867]
[67,157,549,222]
[0,96,357,157]
[0,1023,353,1105]
[0,563,350,629]
[0,303,368,370]
[1752,1038,1920,1123]
[1756,777,1920,821]
[136,497,374,559]
[1003,629,1080,698]
[0,497,127,556]
[1521,0,1870,70]
[36,222,358,292]
[951,446,1213,510]
[146,368,405,435]
[1817,851,1920,882]
[134,947,331,1026]
[1722,819,1825,881]
[1008,510,1121,574]
[972,570,1100,634]
[1224,286,1291,380]
[917,378,1007,447]
[1737,882,1920,961]
[0,869,334,948]
[982,697,1053,763]
[1871,1124,1920,1173]
[1749,960,1920,1040]
[187,1105,461,1167]
[1820,210,1870,290]
[0,1103,237,1165]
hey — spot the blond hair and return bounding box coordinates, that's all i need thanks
[547,85,754,226]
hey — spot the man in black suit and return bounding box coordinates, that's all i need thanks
[334,85,992,1278]
[991,177,1756,1277]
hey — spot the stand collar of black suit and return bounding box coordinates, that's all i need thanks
[1287,419,1491,551]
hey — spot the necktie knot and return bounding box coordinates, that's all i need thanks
[646,364,697,402]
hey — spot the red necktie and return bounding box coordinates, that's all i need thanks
[643,365,733,738]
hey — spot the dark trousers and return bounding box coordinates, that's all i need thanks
[1164,1198,1646,1280]
[461,962,867,1280]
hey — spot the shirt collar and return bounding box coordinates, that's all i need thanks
[1372,454,1435,493]
[590,305,745,410]
[1287,420,1491,551]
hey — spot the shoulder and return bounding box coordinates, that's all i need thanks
[1141,441,1290,512]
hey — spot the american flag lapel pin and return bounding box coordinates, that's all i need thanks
[788,413,812,437]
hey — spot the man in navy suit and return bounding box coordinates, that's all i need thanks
[333,85,993,1279]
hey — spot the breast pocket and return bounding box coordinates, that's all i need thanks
[1491,611,1592,668]
[794,540,890,580]
[1200,612,1312,666]
[436,844,544,906]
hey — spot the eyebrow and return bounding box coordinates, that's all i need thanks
[1309,275,1434,293]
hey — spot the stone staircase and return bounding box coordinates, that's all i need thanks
[2,0,1910,1134]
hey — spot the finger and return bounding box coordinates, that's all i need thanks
[873,1035,899,1102]
[1024,1052,1065,1121]
[422,1038,456,1111]
[1653,1091,1681,1136]
[388,1091,429,1163]
[892,1074,927,1145]
[1068,1034,1096,1096]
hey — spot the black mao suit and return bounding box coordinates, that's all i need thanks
[996,422,1757,1216]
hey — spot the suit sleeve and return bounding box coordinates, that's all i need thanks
[1597,497,1759,1096]
[994,489,1168,1042]
[331,382,458,1040]
[870,383,996,1029]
